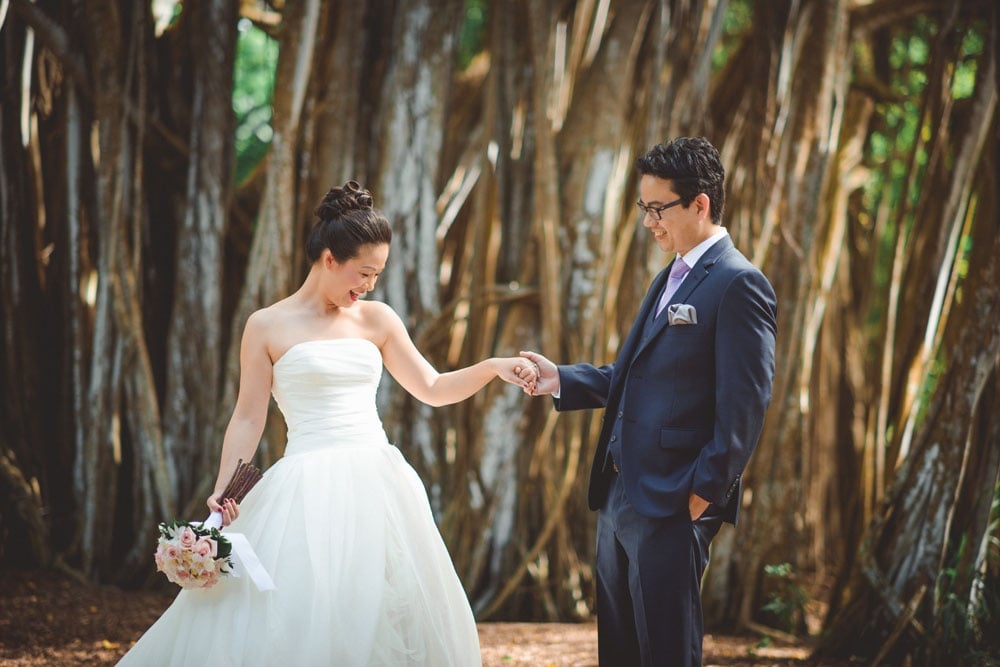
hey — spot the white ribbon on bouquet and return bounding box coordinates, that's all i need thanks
[202,511,276,591]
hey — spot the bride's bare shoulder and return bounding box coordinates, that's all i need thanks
[242,301,299,348]
[360,300,406,330]
[245,302,286,330]
[355,300,405,348]
[244,302,309,364]
[360,299,398,320]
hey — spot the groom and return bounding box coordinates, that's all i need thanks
[522,137,776,666]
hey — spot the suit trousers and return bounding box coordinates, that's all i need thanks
[595,471,724,667]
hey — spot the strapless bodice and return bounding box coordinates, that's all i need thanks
[271,338,389,454]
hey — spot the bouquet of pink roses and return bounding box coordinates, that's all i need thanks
[155,519,232,589]
[154,460,263,590]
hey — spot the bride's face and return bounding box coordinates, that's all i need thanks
[323,243,389,307]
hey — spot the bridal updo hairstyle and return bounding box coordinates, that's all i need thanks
[306,180,392,264]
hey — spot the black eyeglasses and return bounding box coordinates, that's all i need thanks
[636,198,683,221]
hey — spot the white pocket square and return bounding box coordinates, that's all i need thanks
[667,304,697,325]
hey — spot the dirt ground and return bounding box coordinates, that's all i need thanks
[0,568,826,666]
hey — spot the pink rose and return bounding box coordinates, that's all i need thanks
[165,545,180,560]
[194,536,216,559]
[178,527,197,548]
[203,570,220,588]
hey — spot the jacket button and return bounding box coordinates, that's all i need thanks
[617,411,623,418]
[610,435,617,442]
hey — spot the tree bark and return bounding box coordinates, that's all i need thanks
[818,25,999,661]
[220,0,321,472]
[161,0,239,507]
[370,0,464,506]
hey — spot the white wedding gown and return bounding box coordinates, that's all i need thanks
[119,338,482,666]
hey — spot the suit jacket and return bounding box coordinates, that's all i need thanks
[554,235,776,524]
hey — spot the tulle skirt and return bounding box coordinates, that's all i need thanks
[118,441,482,666]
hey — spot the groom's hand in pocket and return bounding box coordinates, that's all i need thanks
[689,492,710,521]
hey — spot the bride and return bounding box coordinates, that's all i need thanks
[118,181,537,666]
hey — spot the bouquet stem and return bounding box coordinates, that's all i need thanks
[217,459,263,503]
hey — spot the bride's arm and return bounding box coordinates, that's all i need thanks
[374,302,536,406]
[207,311,273,520]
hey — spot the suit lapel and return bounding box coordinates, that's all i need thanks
[619,266,669,362]
[605,266,669,407]
[634,235,734,359]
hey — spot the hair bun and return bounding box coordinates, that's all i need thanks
[315,180,375,219]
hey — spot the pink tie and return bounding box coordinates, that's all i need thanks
[656,258,690,316]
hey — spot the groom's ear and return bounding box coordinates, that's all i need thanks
[694,193,712,220]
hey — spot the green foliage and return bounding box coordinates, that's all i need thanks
[860,16,935,295]
[858,17,988,438]
[457,0,488,71]
[953,25,986,100]
[860,17,988,249]
[857,16,986,412]
[760,562,809,634]
[232,18,279,185]
[712,0,753,72]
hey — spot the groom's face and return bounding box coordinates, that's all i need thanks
[638,175,712,257]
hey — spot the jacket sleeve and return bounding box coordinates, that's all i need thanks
[690,269,777,505]
[553,363,615,412]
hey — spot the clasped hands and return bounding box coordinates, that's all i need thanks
[513,350,559,396]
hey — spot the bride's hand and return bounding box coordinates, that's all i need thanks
[494,357,539,392]
[207,495,241,527]
[220,498,240,526]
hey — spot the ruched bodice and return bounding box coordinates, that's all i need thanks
[272,338,389,453]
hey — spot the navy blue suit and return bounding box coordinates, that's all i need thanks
[555,235,776,665]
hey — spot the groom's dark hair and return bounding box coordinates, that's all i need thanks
[636,137,725,225]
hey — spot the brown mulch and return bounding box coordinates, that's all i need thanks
[0,568,826,666]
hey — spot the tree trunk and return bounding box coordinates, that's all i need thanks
[219,0,321,474]
[370,0,464,509]
[0,21,50,562]
[161,0,239,508]
[818,27,999,661]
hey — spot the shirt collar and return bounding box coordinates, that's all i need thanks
[677,227,728,269]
